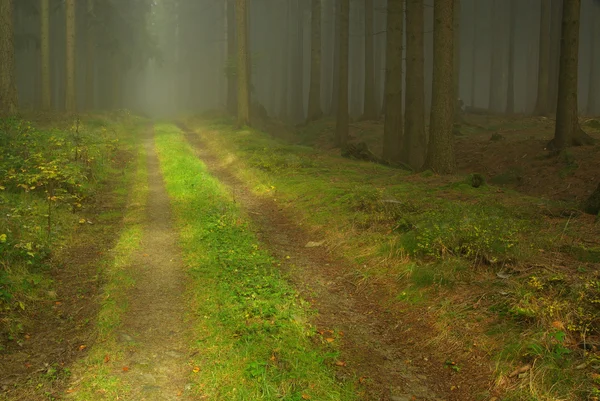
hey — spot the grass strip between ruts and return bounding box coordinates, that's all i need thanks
[154,123,357,401]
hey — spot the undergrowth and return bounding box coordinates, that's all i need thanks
[0,113,139,345]
[154,123,357,401]
[186,115,600,400]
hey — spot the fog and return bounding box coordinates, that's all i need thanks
[11,0,600,119]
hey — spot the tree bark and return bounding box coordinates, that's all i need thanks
[291,0,305,123]
[227,0,237,114]
[0,0,18,114]
[549,0,594,151]
[307,0,323,121]
[402,0,426,171]
[330,0,341,115]
[41,0,51,110]
[425,0,456,174]
[334,0,349,147]
[533,0,550,116]
[85,0,95,110]
[587,1,600,115]
[236,0,251,126]
[548,0,562,114]
[65,0,76,112]
[382,0,403,162]
[488,0,504,113]
[111,54,121,109]
[279,1,290,120]
[362,0,377,120]
[470,0,477,107]
[453,0,461,120]
[505,0,516,114]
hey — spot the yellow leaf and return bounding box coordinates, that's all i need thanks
[301,394,311,400]
[192,366,200,373]
[325,337,335,343]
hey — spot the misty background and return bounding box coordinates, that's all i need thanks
[11,0,600,119]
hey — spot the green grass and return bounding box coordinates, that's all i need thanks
[0,114,142,342]
[154,123,357,401]
[184,116,600,400]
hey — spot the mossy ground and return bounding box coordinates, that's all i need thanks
[185,113,600,400]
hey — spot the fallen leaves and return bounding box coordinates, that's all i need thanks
[122,366,130,372]
[192,366,200,373]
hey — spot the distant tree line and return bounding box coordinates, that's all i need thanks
[1,0,597,173]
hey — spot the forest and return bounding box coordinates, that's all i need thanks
[1,0,600,400]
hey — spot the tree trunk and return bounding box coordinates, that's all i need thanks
[425,0,456,174]
[362,0,377,120]
[549,0,594,151]
[227,0,237,115]
[587,2,600,115]
[0,0,18,114]
[548,0,562,114]
[453,0,461,120]
[307,0,323,121]
[111,54,121,109]
[236,0,251,126]
[505,0,516,114]
[40,0,51,110]
[279,1,290,120]
[382,0,403,162]
[85,0,94,110]
[225,0,237,115]
[488,0,504,113]
[470,0,477,107]
[65,0,76,112]
[330,0,341,115]
[334,0,349,147]
[402,0,426,170]
[533,0,550,116]
[290,0,305,123]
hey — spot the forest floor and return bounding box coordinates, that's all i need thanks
[272,113,600,204]
[2,113,600,401]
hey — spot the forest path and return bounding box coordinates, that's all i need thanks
[113,128,191,400]
[180,124,450,401]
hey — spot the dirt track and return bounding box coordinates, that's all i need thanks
[113,129,192,400]
[181,124,495,401]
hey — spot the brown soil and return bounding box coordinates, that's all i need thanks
[271,115,600,205]
[105,129,192,400]
[0,152,131,400]
[182,125,496,401]
[454,116,600,203]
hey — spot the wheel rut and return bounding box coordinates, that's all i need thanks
[180,125,455,401]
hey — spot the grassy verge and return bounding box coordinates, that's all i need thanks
[185,115,600,400]
[0,112,141,342]
[64,133,148,400]
[154,123,357,401]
